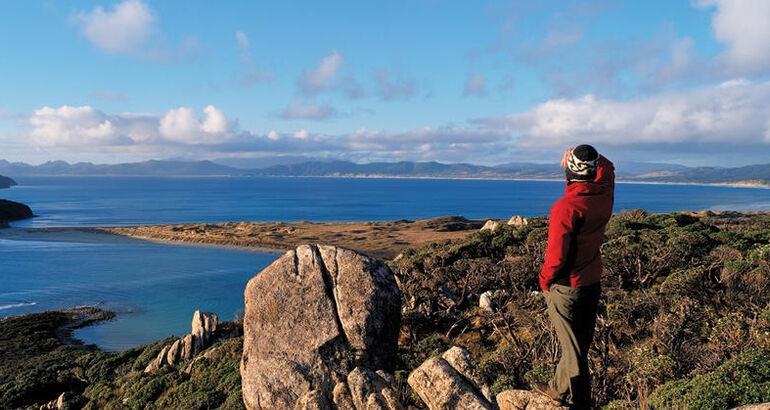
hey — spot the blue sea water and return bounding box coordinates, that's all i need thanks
[1,176,769,350]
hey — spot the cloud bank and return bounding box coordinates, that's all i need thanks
[475,79,770,149]
[25,78,770,163]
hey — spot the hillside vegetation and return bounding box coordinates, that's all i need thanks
[392,210,770,409]
[2,211,770,409]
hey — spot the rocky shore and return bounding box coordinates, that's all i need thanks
[0,199,34,228]
[95,216,486,260]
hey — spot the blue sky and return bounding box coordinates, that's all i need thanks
[1,0,770,166]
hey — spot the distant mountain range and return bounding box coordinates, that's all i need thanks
[0,159,768,186]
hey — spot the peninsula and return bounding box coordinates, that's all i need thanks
[0,199,34,228]
[0,174,16,189]
[94,216,487,260]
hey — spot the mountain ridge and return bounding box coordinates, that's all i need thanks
[0,159,768,186]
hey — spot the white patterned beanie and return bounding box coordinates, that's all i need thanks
[566,144,599,181]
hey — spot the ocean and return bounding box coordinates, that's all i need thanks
[1,176,769,350]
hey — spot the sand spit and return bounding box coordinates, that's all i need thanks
[94,216,486,260]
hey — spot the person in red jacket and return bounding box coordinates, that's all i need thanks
[533,144,614,409]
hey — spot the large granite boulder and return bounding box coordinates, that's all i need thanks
[408,346,495,410]
[241,244,401,409]
[0,199,33,225]
[144,310,218,372]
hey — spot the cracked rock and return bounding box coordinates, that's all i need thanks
[241,244,401,410]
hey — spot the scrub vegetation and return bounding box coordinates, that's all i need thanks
[393,210,770,409]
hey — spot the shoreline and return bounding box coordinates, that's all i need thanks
[1,216,488,260]
[88,230,287,254]
[7,173,768,188]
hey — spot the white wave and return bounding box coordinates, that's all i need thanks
[0,301,37,310]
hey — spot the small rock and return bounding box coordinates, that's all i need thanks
[731,404,770,410]
[479,291,495,314]
[481,220,501,231]
[507,216,528,227]
[496,389,568,410]
[442,347,494,404]
[347,367,403,410]
[408,356,494,410]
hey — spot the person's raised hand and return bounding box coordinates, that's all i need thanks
[560,147,574,168]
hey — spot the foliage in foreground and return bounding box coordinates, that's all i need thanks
[391,210,770,408]
[0,313,244,410]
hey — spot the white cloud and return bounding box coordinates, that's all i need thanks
[235,30,250,50]
[463,73,487,97]
[29,106,121,146]
[28,105,234,148]
[373,69,418,100]
[235,30,273,86]
[201,105,230,134]
[71,0,156,54]
[23,103,514,163]
[695,0,770,75]
[277,100,336,121]
[159,106,233,143]
[475,79,770,148]
[299,50,344,95]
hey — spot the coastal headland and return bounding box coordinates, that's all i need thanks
[92,216,488,260]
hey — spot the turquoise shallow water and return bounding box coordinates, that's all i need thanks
[1,176,768,350]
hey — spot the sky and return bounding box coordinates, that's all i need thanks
[1,0,770,166]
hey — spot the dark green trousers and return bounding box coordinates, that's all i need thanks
[545,283,601,409]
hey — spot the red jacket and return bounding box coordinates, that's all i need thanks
[539,156,614,291]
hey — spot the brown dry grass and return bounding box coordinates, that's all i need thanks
[96,216,488,260]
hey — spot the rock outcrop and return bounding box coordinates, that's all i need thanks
[0,199,33,227]
[0,175,16,189]
[144,310,218,372]
[481,220,501,231]
[241,244,401,409]
[408,346,495,410]
[38,392,66,410]
[496,390,568,410]
[507,216,528,227]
